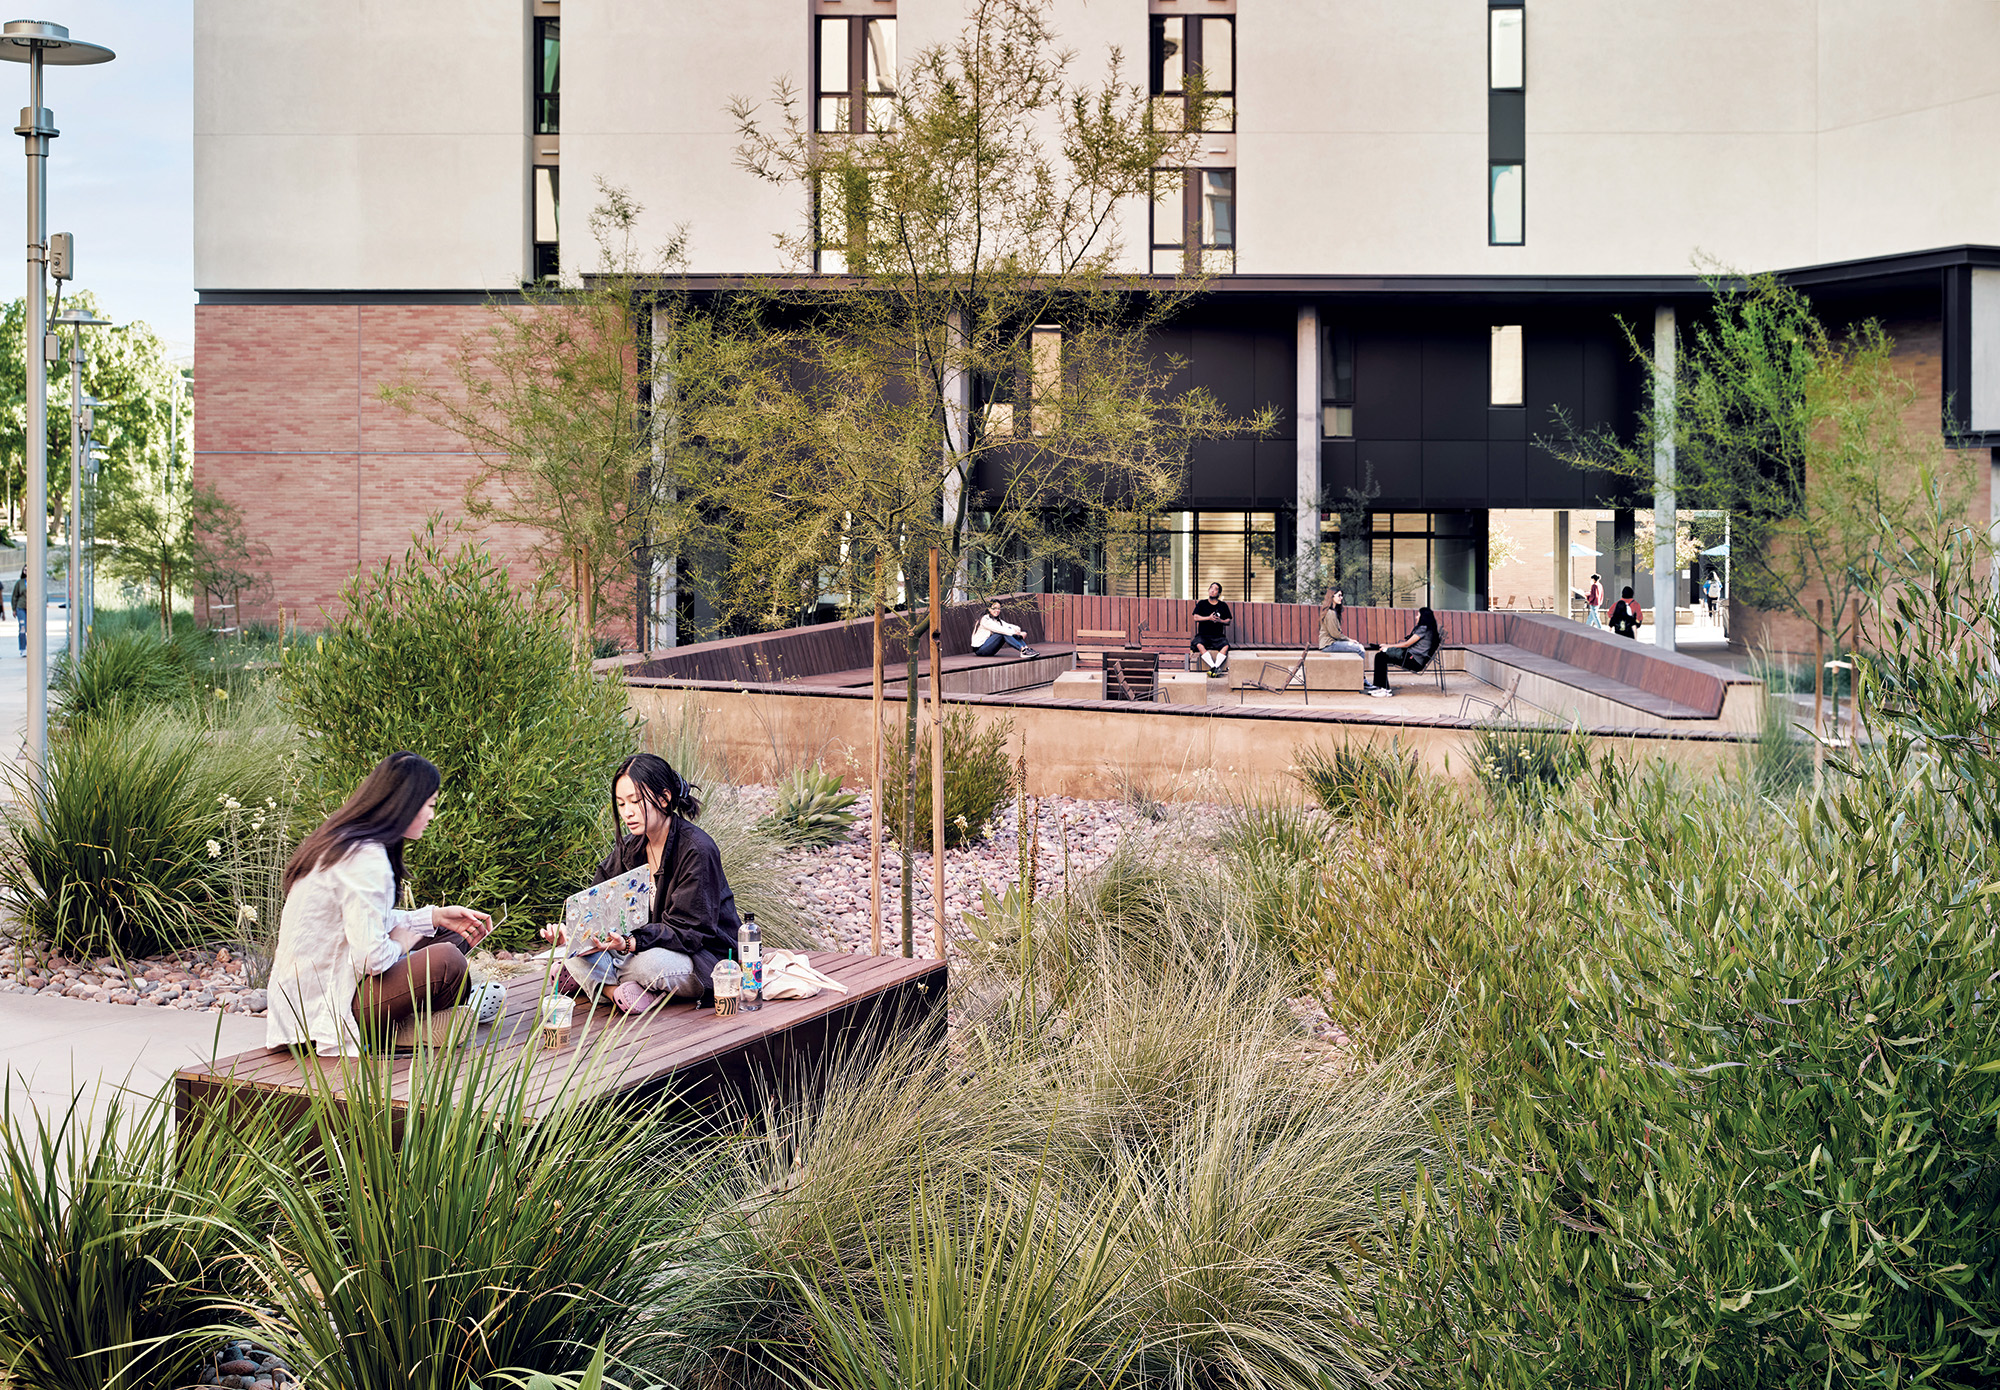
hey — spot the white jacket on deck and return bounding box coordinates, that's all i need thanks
[969,614,1024,647]
[265,842,437,1057]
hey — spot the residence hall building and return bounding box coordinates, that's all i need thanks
[196,1,2000,650]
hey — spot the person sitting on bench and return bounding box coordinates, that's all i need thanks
[1192,582,1233,674]
[541,753,739,1015]
[1319,587,1366,656]
[266,751,495,1057]
[969,599,1038,658]
[1367,607,1440,698]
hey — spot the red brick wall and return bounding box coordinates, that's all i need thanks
[193,302,546,628]
[1728,315,1992,657]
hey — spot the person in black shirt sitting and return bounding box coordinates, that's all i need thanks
[1191,582,1233,675]
[1367,607,1440,697]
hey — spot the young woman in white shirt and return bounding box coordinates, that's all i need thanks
[265,751,493,1056]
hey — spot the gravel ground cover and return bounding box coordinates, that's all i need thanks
[0,790,1213,1015]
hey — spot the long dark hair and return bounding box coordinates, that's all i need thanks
[1415,606,1439,634]
[613,752,701,826]
[282,751,440,894]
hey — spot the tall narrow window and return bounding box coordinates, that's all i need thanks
[534,17,559,134]
[1199,170,1235,272]
[1150,15,1234,132]
[1322,325,1355,438]
[1030,326,1062,436]
[533,167,560,281]
[1149,170,1184,274]
[1151,168,1235,274]
[816,13,897,134]
[1489,7,1524,90]
[1489,163,1524,245]
[1490,325,1524,406]
[1488,4,1525,245]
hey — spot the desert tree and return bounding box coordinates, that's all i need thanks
[664,0,1263,951]
[1552,273,1973,653]
[382,185,687,657]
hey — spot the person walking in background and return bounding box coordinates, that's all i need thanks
[1584,573,1604,627]
[11,569,24,656]
[1191,581,1232,675]
[1609,585,1643,640]
[1703,568,1722,623]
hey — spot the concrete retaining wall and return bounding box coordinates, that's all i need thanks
[625,680,1750,801]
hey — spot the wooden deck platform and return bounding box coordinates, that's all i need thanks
[173,951,946,1127]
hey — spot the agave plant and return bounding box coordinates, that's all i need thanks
[759,764,860,847]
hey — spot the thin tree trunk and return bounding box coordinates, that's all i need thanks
[901,597,920,959]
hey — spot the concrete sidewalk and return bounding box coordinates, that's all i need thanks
[1,990,268,1123]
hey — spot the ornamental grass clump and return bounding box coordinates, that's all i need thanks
[1293,738,1425,820]
[880,708,1016,848]
[0,1083,284,1390]
[0,699,296,958]
[231,1035,726,1390]
[281,522,636,945]
[50,625,200,731]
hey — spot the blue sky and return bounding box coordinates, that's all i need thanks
[0,2,191,357]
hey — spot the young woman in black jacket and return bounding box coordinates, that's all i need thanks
[540,753,741,1014]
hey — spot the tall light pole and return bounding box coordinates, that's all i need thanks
[55,307,110,663]
[0,20,113,774]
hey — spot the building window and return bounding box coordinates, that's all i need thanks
[534,16,559,134]
[534,166,559,281]
[1113,511,1280,602]
[816,14,897,134]
[1489,163,1524,245]
[1490,325,1524,405]
[1150,14,1233,132]
[1321,324,1354,437]
[1332,510,1485,610]
[1489,6,1524,91]
[1150,168,1235,275]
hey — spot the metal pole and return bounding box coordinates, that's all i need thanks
[928,547,945,963]
[22,42,48,770]
[66,321,79,661]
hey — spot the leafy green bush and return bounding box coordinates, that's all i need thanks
[281,525,635,944]
[50,627,198,729]
[881,707,1015,848]
[0,704,295,958]
[759,763,859,846]
[0,1085,282,1390]
[1470,719,1596,810]
[1294,738,1424,819]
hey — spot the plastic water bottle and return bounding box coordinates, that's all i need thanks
[738,912,762,1011]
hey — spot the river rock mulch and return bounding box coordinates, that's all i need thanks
[0,940,267,1014]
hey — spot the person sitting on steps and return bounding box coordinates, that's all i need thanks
[1192,582,1232,675]
[969,599,1038,658]
[1367,606,1441,698]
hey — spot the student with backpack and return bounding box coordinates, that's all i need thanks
[1608,586,1643,639]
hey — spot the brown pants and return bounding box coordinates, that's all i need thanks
[353,932,471,1043]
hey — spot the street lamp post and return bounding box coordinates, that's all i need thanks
[55,308,110,664]
[0,20,112,775]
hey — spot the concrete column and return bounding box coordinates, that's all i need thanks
[942,309,971,600]
[1296,304,1320,601]
[1553,509,1569,617]
[649,303,677,649]
[1652,304,1677,652]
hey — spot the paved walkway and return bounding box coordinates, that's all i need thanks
[1,989,267,1125]
[0,599,70,774]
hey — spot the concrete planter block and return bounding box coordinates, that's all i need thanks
[1051,669,1104,701]
[1303,652,1364,693]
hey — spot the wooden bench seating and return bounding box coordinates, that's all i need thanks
[174,952,947,1128]
[1462,642,1711,719]
[808,645,1076,690]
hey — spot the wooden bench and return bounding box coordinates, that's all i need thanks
[1073,629,1128,668]
[174,952,946,1128]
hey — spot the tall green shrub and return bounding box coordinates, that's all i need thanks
[50,627,199,730]
[281,525,635,939]
[880,708,1015,849]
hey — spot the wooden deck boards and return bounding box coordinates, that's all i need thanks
[174,952,946,1125]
